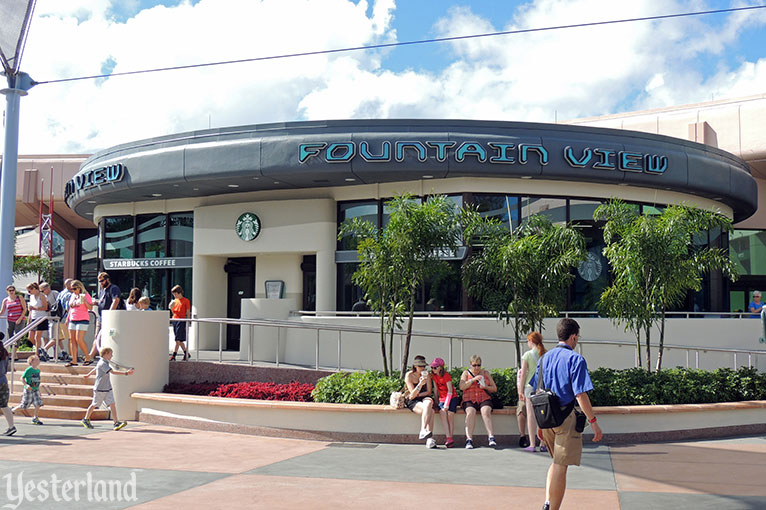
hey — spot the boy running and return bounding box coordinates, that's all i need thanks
[81,347,134,430]
[12,355,44,425]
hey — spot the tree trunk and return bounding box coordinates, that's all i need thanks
[400,282,417,377]
[656,310,666,372]
[379,306,389,376]
[645,326,652,373]
[635,329,642,368]
[388,308,396,374]
[514,318,522,369]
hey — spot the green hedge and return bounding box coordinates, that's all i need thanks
[312,367,520,406]
[312,366,766,406]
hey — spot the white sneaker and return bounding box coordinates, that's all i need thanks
[418,428,432,440]
[426,438,436,449]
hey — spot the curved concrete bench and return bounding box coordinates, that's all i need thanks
[132,393,766,444]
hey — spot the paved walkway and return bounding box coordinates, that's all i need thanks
[0,419,764,509]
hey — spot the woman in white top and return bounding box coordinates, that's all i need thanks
[25,282,48,356]
[125,288,141,311]
[517,331,547,452]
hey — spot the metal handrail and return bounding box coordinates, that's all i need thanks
[2,316,50,394]
[174,316,765,372]
[295,310,756,319]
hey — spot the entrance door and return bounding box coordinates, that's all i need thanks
[225,257,255,351]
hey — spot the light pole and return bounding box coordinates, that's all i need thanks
[0,0,38,287]
[1,72,35,287]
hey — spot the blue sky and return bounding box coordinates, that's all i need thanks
[6,0,766,153]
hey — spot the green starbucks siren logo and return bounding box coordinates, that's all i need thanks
[235,212,261,241]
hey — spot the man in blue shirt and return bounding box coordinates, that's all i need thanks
[529,318,603,510]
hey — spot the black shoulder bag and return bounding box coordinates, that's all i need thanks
[530,348,575,429]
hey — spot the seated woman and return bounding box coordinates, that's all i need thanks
[404,355,436,449]
[459,355,498,449]
[430,357,459,448]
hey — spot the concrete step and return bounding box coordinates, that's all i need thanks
[9,392,93,408]
[8,372,94,386]
[35,383,95,397]
[12,405,110,421]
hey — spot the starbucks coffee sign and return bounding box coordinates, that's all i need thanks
[236,212,261,241]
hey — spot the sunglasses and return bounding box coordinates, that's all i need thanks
[471,363,481,367]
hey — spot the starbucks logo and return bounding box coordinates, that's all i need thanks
[235,213,261,241]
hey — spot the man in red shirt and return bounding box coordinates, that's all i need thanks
[169,285,191,361]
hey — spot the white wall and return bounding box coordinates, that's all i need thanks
[191,198,337,348]
[266,315,766,372]
[101,310,169,420]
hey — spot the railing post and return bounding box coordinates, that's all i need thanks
[686,350,689,368]
[194,314,199,362]
[249,324,254,366]
[733,353,737,369]
[460,338,464,367]
[448,337,453,369]
[218,323,224,363]
[748,353,752,368]
[695,350,699,369]
[276,327,280,367]
[337,330,341,371]
[316,329,320,370]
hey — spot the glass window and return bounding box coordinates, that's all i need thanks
[423,261,462,312]
[730,229,766,276]
[136,214,166,258]
[78,229,99,294]
[569,199,602,222]
[521,197,567,225]
[134,269,168,311]
[104,216,134,259]
[472,194,520,232]
[382,196,421,228]
[338,201,379,250]
[641,205,665,216]
[337,263,362,311]
[169,212,194,257]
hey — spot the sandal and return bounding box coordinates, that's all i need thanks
[83,359,94,366]
[65,362,78,367]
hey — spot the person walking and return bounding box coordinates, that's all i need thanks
[168,285,190,361]
[517,331,547,452]
[81,347,134,431]
[11,355,44,425]
[0,338,16,436]
[529,318,603,510]
[66,280,94,367]
[0,285,27,341]
[40,282,66,360]
[90,272,123,362]
[25,283,48,361]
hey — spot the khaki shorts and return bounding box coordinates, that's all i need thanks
[516,399,527,417]
[541,408,582,466]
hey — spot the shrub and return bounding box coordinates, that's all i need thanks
[313,366,766,406]
[312,366,520,406]
[312,370,402,405]
[588,366,766,406]
[163,381,314,402]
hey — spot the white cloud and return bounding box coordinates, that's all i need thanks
[4,0,766,154]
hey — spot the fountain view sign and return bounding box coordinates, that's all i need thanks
[298,141,668,174]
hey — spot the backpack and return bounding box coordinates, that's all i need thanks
[48,296,65,319]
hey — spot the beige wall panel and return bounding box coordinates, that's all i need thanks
[193,198,336,256]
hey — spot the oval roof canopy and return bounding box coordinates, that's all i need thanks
[66,119,757,222]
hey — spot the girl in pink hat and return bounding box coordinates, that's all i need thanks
[430,357,459,448]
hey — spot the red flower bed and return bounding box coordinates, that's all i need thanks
[163,381,314,402]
